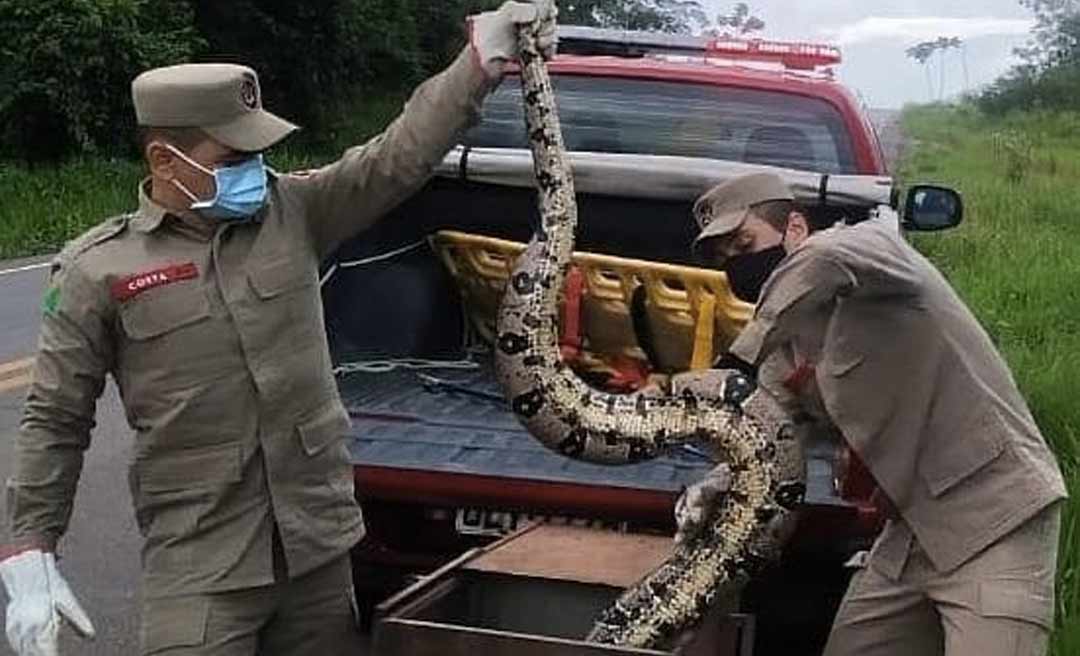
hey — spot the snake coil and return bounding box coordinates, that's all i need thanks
[492,18,807,649]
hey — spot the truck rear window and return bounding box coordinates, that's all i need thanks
[465,75,858,174]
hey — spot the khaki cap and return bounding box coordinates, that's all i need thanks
[132,63,298,152]
[693,172,795,246]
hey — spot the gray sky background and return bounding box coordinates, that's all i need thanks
[699,0,1037,108]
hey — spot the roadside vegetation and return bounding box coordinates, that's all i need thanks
[903,8,1080,650]
[1,0,474,259]
[0,92,405,260]
[902,104,1080,655]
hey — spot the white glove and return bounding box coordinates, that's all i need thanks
[1,550,95,656]
[468,0,558,79]
[641,369,727,398]
[674,463,732,547]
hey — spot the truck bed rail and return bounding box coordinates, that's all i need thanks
[435,147,894,207]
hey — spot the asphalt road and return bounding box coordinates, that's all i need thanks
[0,384,141,656]
[0,259,50,363]
[0,261,142,655]
[869,109,905,175]
[0,111,906,655]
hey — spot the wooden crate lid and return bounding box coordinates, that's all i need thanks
[465,523,673,588]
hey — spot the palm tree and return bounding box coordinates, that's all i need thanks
[907,37,964,101]
[906,41,937,101]
[934,36,963,99]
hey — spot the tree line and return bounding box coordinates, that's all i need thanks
[0,0,497,160]
[977,0,1080,114]
[0,0,764,161]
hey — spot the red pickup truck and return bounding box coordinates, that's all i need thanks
[321,27,956,656]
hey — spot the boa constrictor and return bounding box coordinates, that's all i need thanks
[492,18,807,650]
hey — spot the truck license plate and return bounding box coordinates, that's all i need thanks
[453,508,627,537]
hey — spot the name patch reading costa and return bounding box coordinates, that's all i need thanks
[111,263,199,302]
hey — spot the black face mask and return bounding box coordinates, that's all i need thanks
[724,245,786,302]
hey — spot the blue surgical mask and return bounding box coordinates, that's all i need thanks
[164,143,269,221]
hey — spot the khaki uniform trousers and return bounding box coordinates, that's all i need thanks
[139,553,363,655]
[823,503,1061,656]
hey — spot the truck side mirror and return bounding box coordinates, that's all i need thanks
[903,185,963,231]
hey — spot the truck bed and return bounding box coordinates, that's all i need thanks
[339,362,845,509]
[324,178,876,557]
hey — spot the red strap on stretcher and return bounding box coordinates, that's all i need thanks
[559,266,585,361]
[781,359,883,527]
[603,355,651,391]
[558,266,650,391]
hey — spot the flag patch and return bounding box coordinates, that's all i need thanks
[42,285,61,316]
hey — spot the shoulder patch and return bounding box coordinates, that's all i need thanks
[41,284,61,316]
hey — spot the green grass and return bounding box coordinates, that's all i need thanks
[0,90,406,260]
[902,104,1080,655]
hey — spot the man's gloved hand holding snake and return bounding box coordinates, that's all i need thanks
[469,0,558,79]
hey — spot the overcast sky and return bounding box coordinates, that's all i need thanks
[699,0,1037,108]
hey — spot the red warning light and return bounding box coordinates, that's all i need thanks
[705,37,842,71]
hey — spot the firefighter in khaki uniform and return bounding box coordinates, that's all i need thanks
[0,4,556,655]
[677,173,1067,655]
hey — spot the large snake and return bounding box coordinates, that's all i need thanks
[491,17,807,650]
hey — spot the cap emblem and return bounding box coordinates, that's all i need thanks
[240,74,259,110]
[694,203,715,228]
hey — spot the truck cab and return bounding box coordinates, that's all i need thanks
[322,27,957,656]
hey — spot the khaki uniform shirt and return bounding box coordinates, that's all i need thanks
[6,49,489,599]
[731,213,1067,575]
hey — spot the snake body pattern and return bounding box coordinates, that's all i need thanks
[493,19,807,650]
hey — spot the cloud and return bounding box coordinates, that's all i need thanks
[819,17,1035,46]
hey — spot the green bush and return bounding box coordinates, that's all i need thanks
[0,0,203,160]
[0,0,714,160]
[414,1,503,76]
[976,7,1080,116]
[192,0,423,128]
[978,63,1080,116]
[190,0,511,142]
[0,0,502,160]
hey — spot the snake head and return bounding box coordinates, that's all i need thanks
[722,372,756,407]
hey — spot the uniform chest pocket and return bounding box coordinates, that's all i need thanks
[120,284,211,340]
[248,256,316,299]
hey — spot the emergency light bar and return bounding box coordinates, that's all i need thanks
[706,37,841,70]
[556,25,842,71]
